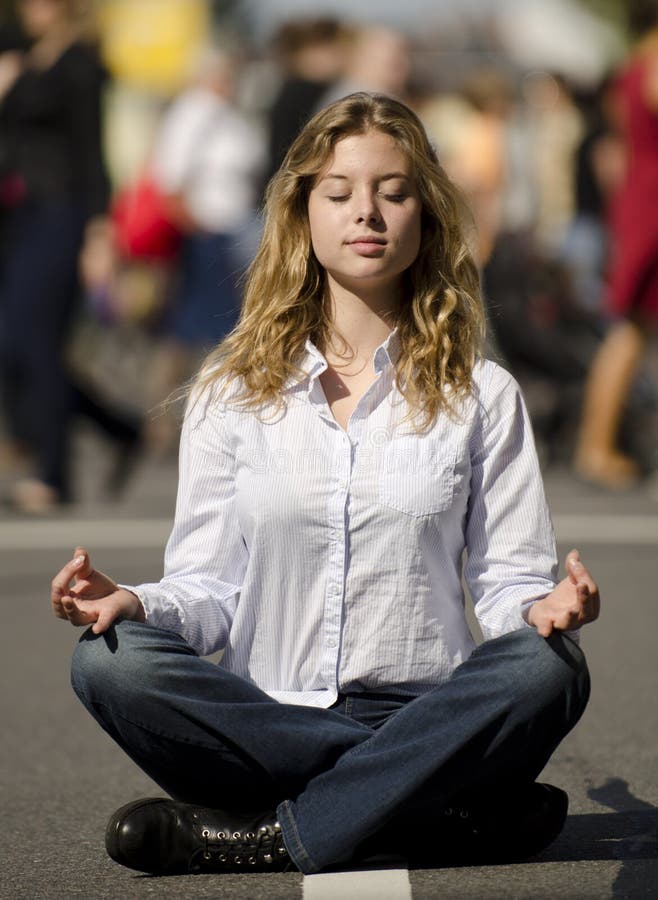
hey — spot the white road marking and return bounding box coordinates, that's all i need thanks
[303,868,412,900]
[0,513,655,551]
[0,517,173,550]
[552,513,658,544]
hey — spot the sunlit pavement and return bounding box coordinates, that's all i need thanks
[1,439,656,899]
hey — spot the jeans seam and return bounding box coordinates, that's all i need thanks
[277,799,320,874]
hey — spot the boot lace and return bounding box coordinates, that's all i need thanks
[198,820,289,869]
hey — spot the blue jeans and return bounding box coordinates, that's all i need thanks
[71,622,589,874]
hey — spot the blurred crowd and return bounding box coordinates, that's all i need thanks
[0,0,657,513]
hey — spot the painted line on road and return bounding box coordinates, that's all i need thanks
[0,517,173,550]
[552,514,658,544]
[0,513,655,550]
[303,868,412,900]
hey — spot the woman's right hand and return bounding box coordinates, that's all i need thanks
[51,546,145,634]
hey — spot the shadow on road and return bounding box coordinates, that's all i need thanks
[546,809,657,862]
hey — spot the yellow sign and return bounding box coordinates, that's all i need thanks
[99,0,210,95]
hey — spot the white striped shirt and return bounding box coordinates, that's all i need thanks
[132,333,559,707]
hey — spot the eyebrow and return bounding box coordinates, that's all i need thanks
[319,172,412,183]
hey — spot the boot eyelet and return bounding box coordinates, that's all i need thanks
[202,829,210,838]
[233,831,242,840]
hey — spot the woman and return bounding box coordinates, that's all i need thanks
[575,0,658,488]
[51,94,599,876]
[0,0,138,511]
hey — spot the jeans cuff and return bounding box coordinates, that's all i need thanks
[276,799,320,874]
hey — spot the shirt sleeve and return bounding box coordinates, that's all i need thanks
[126,387,248,656]
[464,365,559,640]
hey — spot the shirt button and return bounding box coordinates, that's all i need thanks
[326,638,337,649]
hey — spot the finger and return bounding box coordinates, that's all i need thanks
[537,619,554,638]
[51,552,87,604]
[531,608,554,638]
[91,602,120,635]
[61,595,98,628]
[582,590,601,625]
[566,549,582,585]
[71,546,95,580]
[569,554,599,603]
[53,597,69,620]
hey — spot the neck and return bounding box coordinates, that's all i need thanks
[322,281,398,370]
[29,23,77,68]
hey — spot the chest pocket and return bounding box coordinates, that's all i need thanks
[378,442,457,517]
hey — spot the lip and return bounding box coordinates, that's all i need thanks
[348,236,387,245]
[347,236,387,255]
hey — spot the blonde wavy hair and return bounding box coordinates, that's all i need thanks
[195,92,484,428]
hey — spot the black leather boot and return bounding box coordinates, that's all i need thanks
[105,798,295,874]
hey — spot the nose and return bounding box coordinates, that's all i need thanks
[354,192,382,226]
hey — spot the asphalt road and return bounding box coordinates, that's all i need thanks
[1,452,656,900]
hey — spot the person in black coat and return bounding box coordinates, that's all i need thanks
[0,0,138,512]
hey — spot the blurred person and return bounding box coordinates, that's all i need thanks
[0,0,140,512]
[421,68,514,266]
[559,77,626,314]
[482,229,604,464]
[575,0,658,489]
[317,24,412,108]
[52,94,598,877]
[522,72,584,253]
[261,17,349,194]
[144,45,266,456]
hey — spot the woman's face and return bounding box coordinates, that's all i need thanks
[19,0,68,39]
[307,129,422,299]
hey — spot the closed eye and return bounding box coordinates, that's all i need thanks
[328,195,350,202]
[378,193,407,203]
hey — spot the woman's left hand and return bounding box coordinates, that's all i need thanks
[79,217,116,293]
[0,51,22,101]
[527,549,600,637]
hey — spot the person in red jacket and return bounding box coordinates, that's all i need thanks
[575,0,658,488]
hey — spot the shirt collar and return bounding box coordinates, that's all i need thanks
[285,330,400,394]
[373,328,401,375]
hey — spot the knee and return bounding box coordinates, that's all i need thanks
[478,628,590,720]
[506,628,591,722]
[71,622,123,702]
[543,630,591,721]
[70,620,170,704]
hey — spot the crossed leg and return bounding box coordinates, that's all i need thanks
[71,621,589,873]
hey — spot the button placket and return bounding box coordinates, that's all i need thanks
[321,426,351,686]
